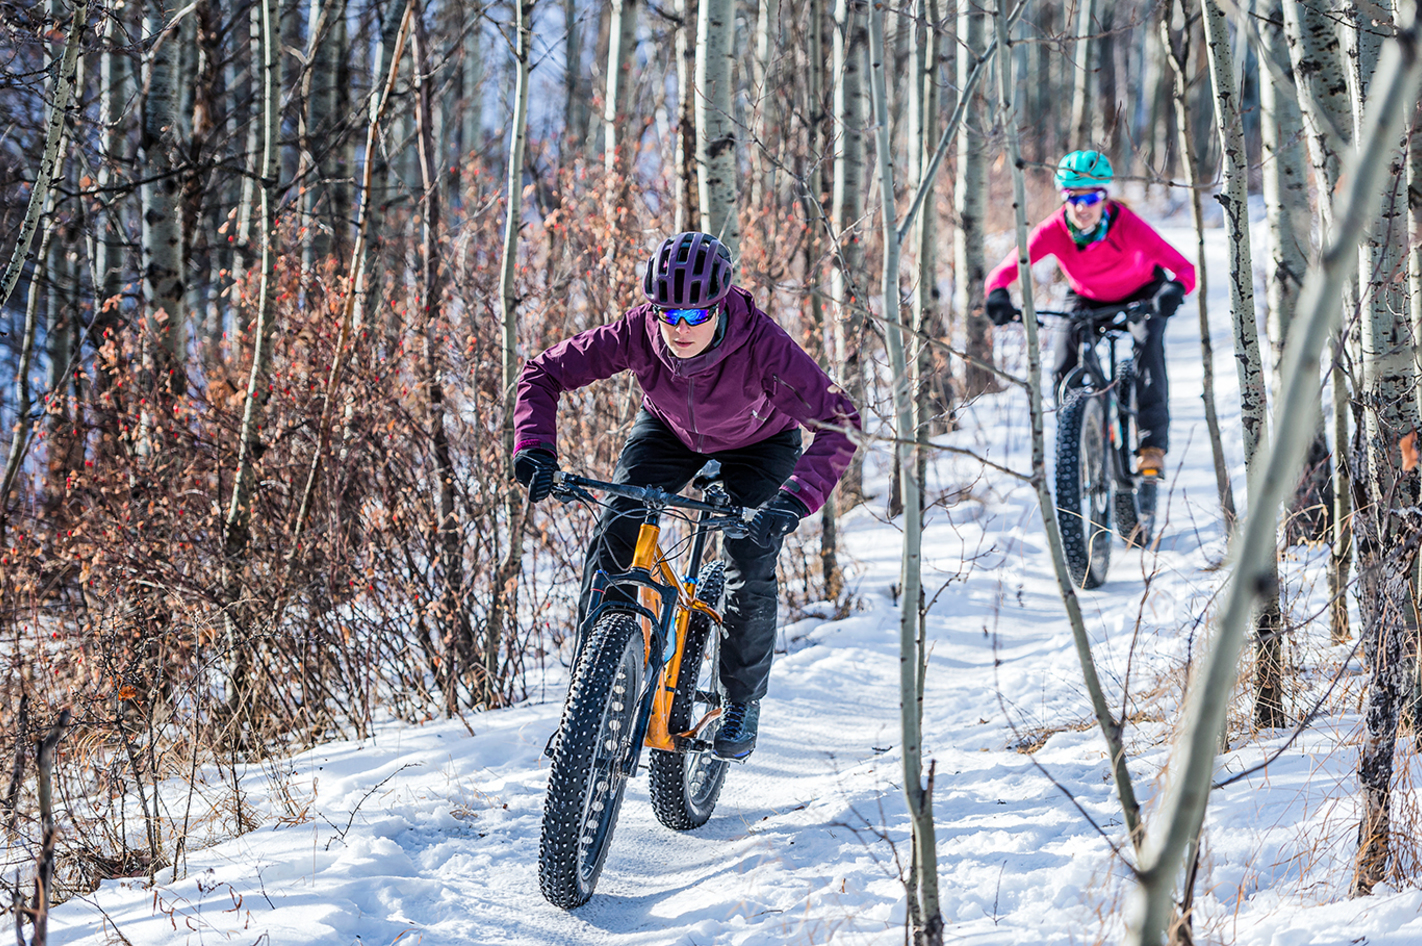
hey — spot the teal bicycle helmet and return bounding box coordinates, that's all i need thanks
[1055,150,1113,190]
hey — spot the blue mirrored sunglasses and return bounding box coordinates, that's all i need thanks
[1063,189,1108,207]
[657,305,717,327]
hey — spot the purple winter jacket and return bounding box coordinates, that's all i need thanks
[513,287,860,514]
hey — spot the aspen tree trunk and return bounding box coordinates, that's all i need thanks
[1281,0,1355,643]
[696,0,738,255]
[302,0,347,267]
[1259,0,1332,547]
[233,0,264,337]
[462,1,484,162]
[1069,0,1096,146]
[1346,0,1419,896]
[831,0,866,503]
[749,0,782,212]
[489,0,535,707]
[1124,21,1422,938]
[994,0,1142,861]
[43,0,73,490]
[141,0,187,397]
[802,0,842,601]
[674,0,699,231]
[602,0,639,178]
[866,12,943,943]
[1202,0,1286,729]
[1161,0,1236,530]
[911,0,943,452]
[564,0,586,151]
[223,0,281,724]
[956,3,991,397]
[414,15,474,712]
[97,8,127,319]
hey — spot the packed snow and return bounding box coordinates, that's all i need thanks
[44,210,1422,944]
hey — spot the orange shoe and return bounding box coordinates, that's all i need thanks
[1136,446,1166,480]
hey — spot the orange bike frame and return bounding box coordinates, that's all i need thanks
[628,522,723,751]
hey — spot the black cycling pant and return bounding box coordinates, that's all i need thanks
[1054,268,1171,453]
[576,410,801,703]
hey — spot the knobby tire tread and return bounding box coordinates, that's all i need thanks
[1055,393,1111,589]
[539,612,643,909]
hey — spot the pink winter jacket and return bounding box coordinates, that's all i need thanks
[985,201,1196,302]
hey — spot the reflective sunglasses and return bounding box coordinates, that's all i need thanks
[656,305,717,327]
[1063,189,1108,208]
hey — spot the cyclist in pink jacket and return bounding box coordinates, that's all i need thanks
[512,232,861,760]
[984,151,1195,478]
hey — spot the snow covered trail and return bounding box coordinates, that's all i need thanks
[45,214,1422,944]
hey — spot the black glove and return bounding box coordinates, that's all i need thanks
[746,492,810,548]
[1153,280,1185,319]
[986,287,1020,326]
[512,448,558,504]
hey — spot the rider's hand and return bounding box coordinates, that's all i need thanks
[513,448,559,504]
[986,288,1020,326]
[746,492,810,548]
[1153,280,1186,319]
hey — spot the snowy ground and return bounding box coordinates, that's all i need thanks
[44,214,1422,944]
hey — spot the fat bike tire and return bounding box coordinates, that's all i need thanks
[1112,360,1156,549]
[1055,390,1113,589]
[649,561,730,830]
[538,611,644,909]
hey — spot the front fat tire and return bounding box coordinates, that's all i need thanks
[649,562,730,830]
[539,612,644,909]
[1055,392,1112,589]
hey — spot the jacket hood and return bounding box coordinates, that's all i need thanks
[642,287,756,378]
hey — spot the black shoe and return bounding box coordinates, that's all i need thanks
[714,700,760,760]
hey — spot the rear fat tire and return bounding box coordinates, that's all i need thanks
[649,561,730,830]
[1055,391,1113,589]
[1113,360,1157,548]
[538,612,644,909]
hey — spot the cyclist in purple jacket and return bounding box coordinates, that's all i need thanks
[512,232,861,760]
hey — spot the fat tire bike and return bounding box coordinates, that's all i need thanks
[1039,299,1159,589]
[537,465,747,909]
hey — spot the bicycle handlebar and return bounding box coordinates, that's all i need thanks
[1033,298,1154,330]
[552,471,750,526]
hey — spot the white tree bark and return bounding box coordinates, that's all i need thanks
[831,0,866,501]
[695,0,737,255]
[1203,0,1287,726]
[1125,18,1422,939]
[602,0,640,176]
[1069,0,1096,146]
[141,0,187,396]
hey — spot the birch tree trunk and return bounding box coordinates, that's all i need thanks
[1259,0,1332,547]
[602,0,639,178]
[564,0,586,152]
[97,8,127,317]
[749,0,780,210]
[801,0,842,600]
[462,1,484,162]
[1125,20,1422,937]
[956,3,991,397]
[993,0,1143,865]
[1282,0,1355,643]
[141,0,186,398]
[865,11,942,941]
[1202,0,1286,728]
[1161,0,1236,529]
[222,0,281,723]
[674,0,699,231]
[489,0,535,708]
[911,0,943,458]
[696,0,738,255]
[1070,0,1096,146]
[414,14,475,712]
[831,0,866,502]
[1346,0,1419,896]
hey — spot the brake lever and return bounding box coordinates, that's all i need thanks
[553,483,595,505]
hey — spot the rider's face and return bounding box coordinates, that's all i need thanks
[659,307,719,358]
[1064,188,1107,231]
